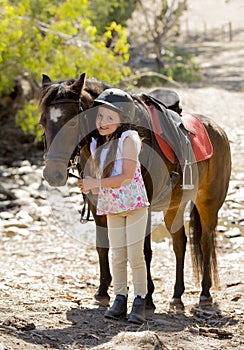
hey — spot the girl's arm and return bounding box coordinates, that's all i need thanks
[78,136,137,192]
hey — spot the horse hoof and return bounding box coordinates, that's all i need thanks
[145,296,156,319]
[145,303,156,320]
[94,293,110,306]
[199,296,213,305]
[169,298,184,311]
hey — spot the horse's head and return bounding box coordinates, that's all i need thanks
[39,73,93,186]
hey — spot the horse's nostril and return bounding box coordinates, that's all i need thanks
[43,163,68,187]
[55,172,64,181]
[43,170,64,186]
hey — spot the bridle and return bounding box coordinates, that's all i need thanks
[43,97,92,223]
[42,98,82,157]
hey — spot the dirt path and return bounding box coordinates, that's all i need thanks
[1,26,244,350]
[0,209,243,350]
[1,86,243,349]
[182,41,244,91]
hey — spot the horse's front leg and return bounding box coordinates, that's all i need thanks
[164,207,187,310]
[144,208,156,316]
[93,214,112,305]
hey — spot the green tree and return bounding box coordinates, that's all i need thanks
[0,0,131,97]
[0,0,131,138]
[88,0,139,34]
[133,0,187,71]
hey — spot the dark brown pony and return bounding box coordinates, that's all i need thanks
[39,73,231,312]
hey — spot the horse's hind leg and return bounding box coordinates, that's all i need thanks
[144,208,156,315]
[192,202,219,304]
[200,229,217,303]
[164,204,188,309]
[194,119,231,304]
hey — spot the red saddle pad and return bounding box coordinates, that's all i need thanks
[148,105,213,163]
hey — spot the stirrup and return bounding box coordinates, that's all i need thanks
[181,161,194,190]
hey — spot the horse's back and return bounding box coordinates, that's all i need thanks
[194,114,231,167]
[194,114,231,209]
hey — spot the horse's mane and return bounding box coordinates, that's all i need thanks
[39,77,111,111]
[39,76,152,134]
[84,78,111,99]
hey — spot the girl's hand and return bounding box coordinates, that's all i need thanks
[78,177,99,193]
[77,179,86,194]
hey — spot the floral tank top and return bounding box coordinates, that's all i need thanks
[90,130,149,215]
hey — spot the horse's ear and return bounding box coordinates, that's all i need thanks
[42,74,52,86]
[79,73,86,85]
[70,73,86,95]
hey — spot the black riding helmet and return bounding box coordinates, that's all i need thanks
[94,88,135,123]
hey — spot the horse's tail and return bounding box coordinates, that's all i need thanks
[189,202,219,288]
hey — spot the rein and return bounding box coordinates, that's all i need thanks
[67,146,92,224]
[68,164,92,224]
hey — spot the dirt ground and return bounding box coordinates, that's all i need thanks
[0,187,243,350]
[0,80,243,350]
[1,3,244,349]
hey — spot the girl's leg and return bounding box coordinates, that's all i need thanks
[126,207,148,324]
[107,213,127,296]
[104,214,128,320]
[126,207,148,297]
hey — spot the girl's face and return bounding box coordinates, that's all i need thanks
[96,106,121,137]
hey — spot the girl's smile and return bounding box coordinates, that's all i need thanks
[96,106,121,136]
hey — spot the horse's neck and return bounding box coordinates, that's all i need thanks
[85,79,110,98]
[79,142,93,175]
[80,142,91,160]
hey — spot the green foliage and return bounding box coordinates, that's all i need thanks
[136,0,187,72]
[88,0,138,34]
[161,47,200,83]
[0,0,132,137]
[0,0,131,97]
[15,101,43,141]
[135,46,200,88]
[104,22,130,61]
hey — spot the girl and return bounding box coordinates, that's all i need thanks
[78,88,150,324]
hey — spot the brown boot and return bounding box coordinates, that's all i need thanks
[128,296,146,324]
[104,294,127,320]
